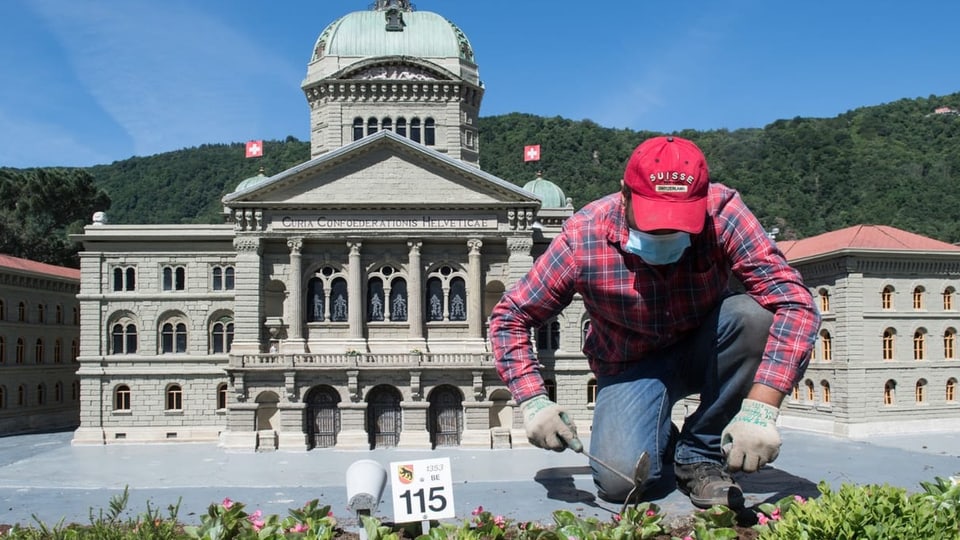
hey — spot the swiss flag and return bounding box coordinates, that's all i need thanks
[523,144,541,162]
[245,140,263,158]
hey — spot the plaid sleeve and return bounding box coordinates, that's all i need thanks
[489,231,579,402]
[716,190,822,394]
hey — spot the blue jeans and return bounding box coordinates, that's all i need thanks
[589,293,773,502]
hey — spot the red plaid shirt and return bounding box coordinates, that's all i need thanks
[490,184,821,403]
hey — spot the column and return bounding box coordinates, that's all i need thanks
[284,237,306,352]
[231,236,263,354]
[467,238,483,339]
[407,240,423,340]
[347,241,364,341]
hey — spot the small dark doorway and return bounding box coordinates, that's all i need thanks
[305,386,341,449]
[429,385,463,447]
[366,385,402,449]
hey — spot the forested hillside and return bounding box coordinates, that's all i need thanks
[4,92,960,267]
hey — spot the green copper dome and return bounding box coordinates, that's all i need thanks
[234,169,268,193]
[312,1,475,63]
[523,174,567,209]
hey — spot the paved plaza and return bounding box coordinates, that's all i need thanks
[0,428,958,530]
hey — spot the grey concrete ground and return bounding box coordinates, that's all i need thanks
[0,428,958,530]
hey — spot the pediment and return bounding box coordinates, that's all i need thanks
[223,131,537,210]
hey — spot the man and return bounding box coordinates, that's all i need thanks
[489,135,820,509]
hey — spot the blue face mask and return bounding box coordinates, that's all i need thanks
[624,229,691,265]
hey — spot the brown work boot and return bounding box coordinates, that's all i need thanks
[675,462,744,509]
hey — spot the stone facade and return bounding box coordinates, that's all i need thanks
[70,2,960,451]
[781,253,960,437]
[0,256,81,435]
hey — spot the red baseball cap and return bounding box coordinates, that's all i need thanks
[623,136,710,233]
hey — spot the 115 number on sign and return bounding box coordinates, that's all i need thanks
[389,457,455,522]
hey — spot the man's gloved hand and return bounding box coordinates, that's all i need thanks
[721,399,781,473]
[520,395,582,452]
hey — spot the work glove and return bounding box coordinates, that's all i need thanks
[520,395,582,452]
[721,399,781,473]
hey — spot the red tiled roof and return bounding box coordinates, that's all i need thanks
[777,225,960,261]
[0,254,80,281]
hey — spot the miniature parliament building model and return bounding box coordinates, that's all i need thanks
[64,1,959,450]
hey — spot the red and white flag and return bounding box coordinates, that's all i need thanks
[245,140,263,158]
[523,144,541,162]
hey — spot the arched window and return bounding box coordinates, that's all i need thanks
[211,319,234,354]
[166,384,183,410]
[161,320,188,354]
[366,117,378,136]
[424,117,435,146]
[425,265,468,322]
[410,117,421,143]
[821,381,831,404]
[34,339,43,364]
[544,379,557,402]
[217,383,228,410]
[212,265,235,291]
[17,385,25,406]
[114,385,131,411]
[581,319,592,348]
[55,305,63,324]
[818,288,830,313]
[881,286,894,310]
[587,378,598,404]
[367,277,385,322]
[307,267,349,323]
[0,386,5,409]
[536,319,561,351]
[791,384,799,401]
[915,379,927,403]
[805,380,815,401]
[944,329,956,360]
[113,266,136,291]
[882,329,895,360]
[0,336,4,364]
[389,278,408,322]
[18,302,26,322]
[36,384,44,405]
[162,265,186,291]
[71,339,79,362]
[16,338,24,364]
[913,329,926,360]
[884,380,896,405]
[54,382,63,403]
[111,322,138,354]
[913,286,925,310]
[0,299,4,320]
[353,117,364,140]
[944,287,955,311]
[73,307,79,325]
[820,330,832,361]
[53,339,62,363]
[395,117,407,137]
[947,378,957,402]
[37,304,45,323]
[381,117,393,132]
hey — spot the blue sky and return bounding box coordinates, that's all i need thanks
[3,0,960,168]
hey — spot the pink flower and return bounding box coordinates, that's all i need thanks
[248,509,264,531]
[645,509,656,517]
[289,523,309,533]
[612,513,621,523]
[794,495,806,504]
[221,498,234,510]
[771,508,782,520]
[471,506,483,516]
[757,513,769,526]
[494,515,506,528]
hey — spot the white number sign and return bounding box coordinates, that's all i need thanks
[389,457,455,523]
